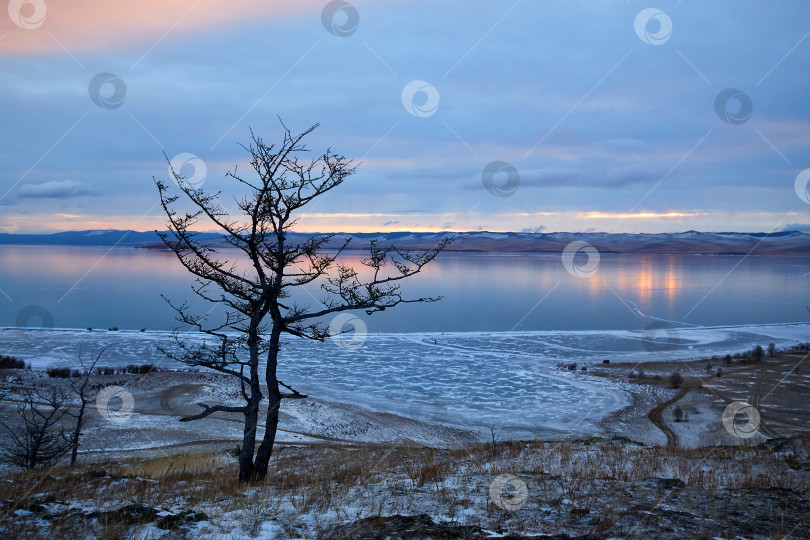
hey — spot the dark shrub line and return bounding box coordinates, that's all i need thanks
[0,355,29,370]
[45,363,160,378]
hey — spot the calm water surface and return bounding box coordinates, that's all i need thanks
[1,245,809,332]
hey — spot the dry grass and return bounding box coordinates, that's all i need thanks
[1,435,808,538]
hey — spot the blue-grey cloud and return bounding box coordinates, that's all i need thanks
[521,225,547,233]
[781,223,810,233]
[17,180,93,199]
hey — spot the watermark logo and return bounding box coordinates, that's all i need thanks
[8,0,46,30]
[88,73,127,110]
[96,385,135,423]
[321,1,359,37]
[328,313,367,350]
[482,160,519,198]
[714,88,752,125]
[722,401,760,439]
[401,80,440,118]
[159,384,194,414]
[489,474,528,512]
[15,305,54,328]
[641,322,681,353]
[561,241,600,278]
[169,153,207,189]
[634,8,672,45]
[793,168,810,205]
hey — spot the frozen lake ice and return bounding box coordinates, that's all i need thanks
[1,323,807,437]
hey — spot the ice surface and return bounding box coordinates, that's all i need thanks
[1,323,807,437]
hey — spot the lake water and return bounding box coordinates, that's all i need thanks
[2,245,810,333]
[2,245,809,437]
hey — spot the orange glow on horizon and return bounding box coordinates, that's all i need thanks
[0,1,325,55]
[1,209,803,235]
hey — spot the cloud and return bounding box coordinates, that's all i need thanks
[519,163,665,189]
[781,223,810,232]
[461,163,666,192]
[0,0,325,55]
[17,180,92,199]
[521,226,547,233]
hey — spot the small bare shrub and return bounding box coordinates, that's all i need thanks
[669,371,683,388]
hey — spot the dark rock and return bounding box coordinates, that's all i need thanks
[324,514,606,540]
[92,503,208,530]
[11,496,59,513]
[95,503,160,525]
[156,510,210,530]
[645,477,686,490]
[324,513,486,539]
[610,435,635,444]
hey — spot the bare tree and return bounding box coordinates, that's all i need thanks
[155,122,452,481]
[668,371,683,389]
[767,342,776,358]
[66,347,107,465]
[0,387,72,470]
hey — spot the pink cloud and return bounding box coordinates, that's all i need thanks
[1,0,324,55]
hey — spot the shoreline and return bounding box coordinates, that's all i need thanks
[2,345,807,462]
[3,319,810,335]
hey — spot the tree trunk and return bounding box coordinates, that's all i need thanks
[238,327,263,482]
[252,323,282,481]
[70,400,86,465]
[238,393,260,481]
[252,383,280,481]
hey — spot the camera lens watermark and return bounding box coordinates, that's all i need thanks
[15,305,54,328]
[96,385,135,423]
[561,241,600,278]
[159,384,194,414]
[794,168,810,205]
[634,8,672,46]
[722,401,760,439]
[328,313,367,350]
[482,160,519,198]
[641,322,681,354]
[401,80,440,118]
[88,73,127,110]
[489,473,528,512]
[714,88,752,125]
[321,1,359,37]
[8,0,46,30]
[169,153,207,189]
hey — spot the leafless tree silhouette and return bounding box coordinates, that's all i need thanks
[0,387,72,470]
[155,122,452,481]
[66,347,107,465]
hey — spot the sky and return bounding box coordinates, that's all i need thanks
[1,0,809,234]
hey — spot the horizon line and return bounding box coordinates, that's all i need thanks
[0,228,806,236]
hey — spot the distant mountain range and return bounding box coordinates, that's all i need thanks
[1,229,810,255]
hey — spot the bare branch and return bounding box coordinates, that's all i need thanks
[180,403,248,422]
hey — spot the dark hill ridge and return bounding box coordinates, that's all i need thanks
[1,229,810,255]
